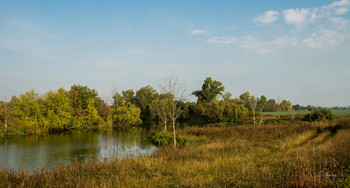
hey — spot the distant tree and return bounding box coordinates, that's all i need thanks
[121,89,135,104]
[280,100,292,111]
[265,99,278,112]
[303,109,335,122]
[149,94,172,130]
[135,86,158,118]
[84,98,98,129]
[223,101,248,123]
[193,77,225,104]
[205,99,225,122]
[250,96,258,125]
[160,75,189,148]
[112,87,122,109]
[257,95,267,125]
[11,90,45,132]
[222,91,232,102]
[292,104,301,111]
[43,88,73,131]
[113,101,141,127]
[69,84,103,116]
[239,92,251,110]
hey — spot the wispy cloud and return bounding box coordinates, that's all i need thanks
[190,29,206,35]
[282,8,311,25]
[253,10,280,24]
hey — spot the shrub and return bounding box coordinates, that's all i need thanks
[303,108,335,122]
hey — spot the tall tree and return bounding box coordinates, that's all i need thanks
[135,86,158,118]
[149,94,172,130]
[160,75,188,148]
[84,98,98,129]
[205,99,225,122]
[257,95,267,125]
[250,96,258,125]
[43,88,73,130]
[193,77,225,104]
[113,101,141,127]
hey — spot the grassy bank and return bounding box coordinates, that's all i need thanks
[262,110,350,116]
[1,120,350,187]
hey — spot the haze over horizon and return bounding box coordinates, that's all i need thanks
[1,0,349,107]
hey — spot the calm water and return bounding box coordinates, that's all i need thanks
[0,127,157,172]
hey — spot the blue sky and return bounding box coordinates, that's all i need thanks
[0,0,349,106]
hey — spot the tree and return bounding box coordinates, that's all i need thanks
[239,91,251,110]
[193,77,225,104]
[205,99,225,122]
[265,99,278,112]
[121,89,135,104]
[257,95,267,125]
[11,90,45,132]
[149,94,172,130]
[250,96,258,125]
[113,101,142,126]
[43,88,73,131]
[280,100,292,111]
[303,109,335,122]
[69,84,103,116]
[222,91,232,102]
[135,86,158,118]
[224,101,248,123]
[84,98,98,129]
[160,75,188,148]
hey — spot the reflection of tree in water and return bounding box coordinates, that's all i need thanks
[0,128,156,172]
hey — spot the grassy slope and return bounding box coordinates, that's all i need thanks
[1,120,349,187]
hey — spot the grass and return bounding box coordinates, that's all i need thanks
[0,119,349,187]
[262,110,350,116]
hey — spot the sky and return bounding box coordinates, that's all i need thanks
[0,0,349,107]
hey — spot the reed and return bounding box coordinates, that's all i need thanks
[1,119,349,187]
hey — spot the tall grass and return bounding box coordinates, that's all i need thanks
[1,119,349,187]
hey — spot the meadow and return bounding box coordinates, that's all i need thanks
[0,118,349,187]
[262,110,350,116]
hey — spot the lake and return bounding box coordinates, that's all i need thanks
[0,127,157,173]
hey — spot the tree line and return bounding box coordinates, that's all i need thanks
[0,77,294,136]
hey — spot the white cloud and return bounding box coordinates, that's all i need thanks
[282,8,310,25]
[190,29,206,35]
[304,30,346,48]
[208,36,299,55]
[253,10,280,24]
[207,37,238,45]
[335,7,349,14]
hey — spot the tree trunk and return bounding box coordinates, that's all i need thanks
[172,119,176,148]
[260,109,263,125]
[253,110,256,125]
[164,118,167,131]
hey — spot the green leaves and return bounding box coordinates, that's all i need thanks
[112,102,142,127]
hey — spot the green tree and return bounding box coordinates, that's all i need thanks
[223,101,248,123]
[265,99,278,112]
[11,90,45,132]
[257,95,267,125]
[121,89,135,104]
[303,109,335,122]
[280,100,292,111]
[239,91,251,110]
[160,75,188,148]
[193,77,225,104]
[43,88,73,131]
[205,99,225,122]
[135,86,158,119]
[149,94,172,130]
[113,101,142,126]
[69,84,103,117]
[84,98,98,129]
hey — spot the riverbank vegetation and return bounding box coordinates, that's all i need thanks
[3,77,347,138]
[0,119,349,187]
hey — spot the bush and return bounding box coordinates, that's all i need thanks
[303,109,335,122]
[150,131,208,147]
[150,131,173,146]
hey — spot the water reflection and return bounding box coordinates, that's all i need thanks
[0,127,156,172]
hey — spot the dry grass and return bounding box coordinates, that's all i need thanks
[1,119,349,187]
